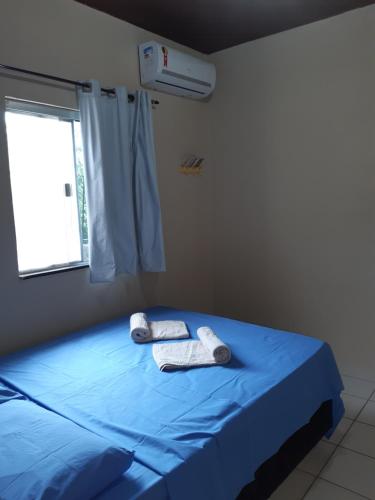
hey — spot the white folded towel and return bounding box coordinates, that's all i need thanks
[152,326,231,371]
[130,313,189,343]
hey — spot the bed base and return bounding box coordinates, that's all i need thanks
[237,400,332,500]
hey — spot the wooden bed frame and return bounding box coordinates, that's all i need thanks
[237,400,332,499]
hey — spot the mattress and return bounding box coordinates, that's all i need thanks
[0,306,344,500]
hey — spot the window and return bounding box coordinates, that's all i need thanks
[5,99,88,276]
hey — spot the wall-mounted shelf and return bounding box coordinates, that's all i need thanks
[179,155,204,175]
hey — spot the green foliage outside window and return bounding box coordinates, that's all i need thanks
[76,157,88,244]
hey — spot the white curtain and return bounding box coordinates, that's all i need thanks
[77,80,165,282]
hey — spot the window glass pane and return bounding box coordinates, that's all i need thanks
[5,109,84,273]
[73,121,89,262]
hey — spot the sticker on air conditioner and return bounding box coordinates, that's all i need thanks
[143,46,153,59]
[161,46,168,67]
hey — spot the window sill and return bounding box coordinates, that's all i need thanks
[19,263,89,280]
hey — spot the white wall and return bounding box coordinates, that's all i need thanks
[209,5,375,380]
[0,0,214,353]
[1,0,374,381]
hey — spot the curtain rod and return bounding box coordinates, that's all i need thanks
[0,63,159,106]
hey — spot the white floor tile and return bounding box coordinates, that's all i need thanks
[323,417,352,445]
[298,441,336,475]
[305,479,368,500]
[321,447,375,500]
[342,375,375,400]
[341,422,375,459]
[269,469,314,500]
[358,400,375,427]
[342,394,367,420]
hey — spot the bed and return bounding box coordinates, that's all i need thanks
[0,306,344,499]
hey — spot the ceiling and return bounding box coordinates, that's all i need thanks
[76,0,375,54]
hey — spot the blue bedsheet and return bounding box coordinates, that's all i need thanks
[0,399,133,500]
[0,307,344,500]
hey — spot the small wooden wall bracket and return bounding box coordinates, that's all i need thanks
[179,165,203,176]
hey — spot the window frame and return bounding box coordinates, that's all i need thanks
[19,262,88,280]
[5,98,89,279]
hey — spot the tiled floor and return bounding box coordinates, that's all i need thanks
[270,374,375,500]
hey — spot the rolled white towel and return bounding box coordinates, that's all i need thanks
[197,327,231,364]
[130,313,190,343]
[130,312,151,343]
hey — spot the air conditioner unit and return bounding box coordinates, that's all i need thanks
[138,41,216,100]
